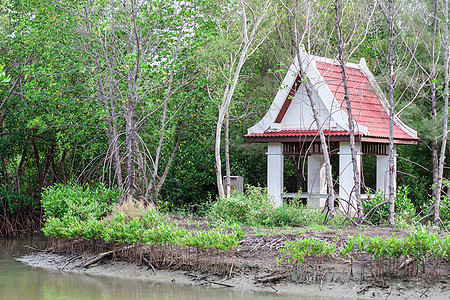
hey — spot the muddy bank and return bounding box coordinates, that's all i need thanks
[18,233,450,300]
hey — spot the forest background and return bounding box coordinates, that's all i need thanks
[0,0,449,235]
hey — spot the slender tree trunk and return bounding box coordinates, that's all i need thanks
[83,4,123,189]
[0,112,9,186]
[125,96,137,202]
[387,0,396,226]
[215,51,247,199]
[105,4,123,188]
[154,123,185,196]
[430,0,440,223]
[292,0,334,222]
[31,138,42,189]
[333,0,363,221]
[41,143,55,187]
[225,112,231,197]
[435,0,450,226]
[215,0,271,199]
[124,0,141,203]
[150,29,183,200]
[15,146,27,194]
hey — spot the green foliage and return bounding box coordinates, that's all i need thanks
[417,180,450,229]
[41,183,119,220]
[41,184,243,253]
[43,210,243,252]
[363,186,416,225]
[279,226,450,266]
[0,185,37,215]
[265,204,332,228]
[395,186,417,223]
[279,238,336,264]
[209,185,273,225]
[340,236,355,259]
[438,180,450,228]
[0,65,10,84]
[209,185,348,228]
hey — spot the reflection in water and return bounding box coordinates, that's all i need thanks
[0,237,337,300]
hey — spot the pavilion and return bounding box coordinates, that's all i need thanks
[245,48,418,213]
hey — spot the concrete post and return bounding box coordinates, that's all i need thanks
[376,145,396,198]
[267,142,284,207]
[307,154,327,207]
[338,142,361,214]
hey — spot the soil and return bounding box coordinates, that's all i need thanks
[18,221,450,300]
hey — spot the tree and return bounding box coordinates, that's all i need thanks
[436,0,450,226]
[331,0,376,221]
[286,0,336,221]
[212,0,275,199]
[64,0,205,203]
[372,0,424,225]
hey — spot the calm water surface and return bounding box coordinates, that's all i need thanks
[1,237,343,300]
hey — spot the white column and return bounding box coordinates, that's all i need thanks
[267,142,284,207]
[376,145,396,198]
[307,154,327,207]
[338,142,361,214]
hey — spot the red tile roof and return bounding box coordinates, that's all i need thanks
[245,129,356,138]
[315,61,415,140]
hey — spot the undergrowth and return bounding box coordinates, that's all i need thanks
[41,184,243,275]
[209,186,347,228]
[363,186,416,226]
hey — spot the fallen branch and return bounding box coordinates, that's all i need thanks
[60,255,82,271]
[143,257,157,275]
[211,281,234,288]
[80,250,113,268]
[255,270,289,284]
[79,244,142,268]
[24,244,42,252]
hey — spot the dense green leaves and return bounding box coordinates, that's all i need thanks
[41,183,119,220]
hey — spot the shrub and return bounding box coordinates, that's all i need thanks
[0,185,37,215]
[209,185,273,225]
[209,186,346,228]
[41,183,119,220]
[363,186,416,225]
[267,205,326,228]
[395,186,416,223]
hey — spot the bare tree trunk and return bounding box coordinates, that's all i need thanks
[215,0,271,199]
[149,29,183,201]
[435,0,450,226]
[106,4,123,189]
[0,111,9,186]
[333,0,363,221]
[292,0,335,222]
[225,111,231,197]
[83,3,122,189]
[15,146,27,193]
[154,123,185,196]
[32,138,42,189]
[41,143,55,187]
[387,0,396,226]
[124,0,142,203]
[125,105,137,202]
[430,0,440,224]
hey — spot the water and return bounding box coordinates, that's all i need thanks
[0,237,342,300]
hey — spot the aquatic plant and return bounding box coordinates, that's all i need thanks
[278,227,450,284]
[42,204,243,276]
